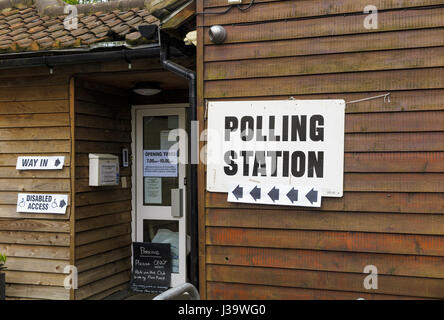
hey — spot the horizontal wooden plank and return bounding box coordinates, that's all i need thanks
[0,100,68,115]
[344,152,444,172]
[76,234,131,260]
[0,192,24,205]
[85,283,128,300]
[206,191,444,214]
[75,141,131,154]
[75,127,131,143]
[0,75,69,88]
[204,28,444,62]
[0,243,69,259]
[202,0,444,26]
[0,127,70,141]
[0,85,68,101]
[75,270,130,300]
[76,200,132,220]
[0,230,70,246]
[0,178,70,192]
[5,284,70,300]
[203,7,444,44]
[205,47,444,80]
[345,111,444,133]
[204,68,444,98]
[345,132,444,152]
[75,86,129,108]
[207,265,444,298]
[206,281,419,300]
[76,212,131,233]
[0,167,70,178]
[76,246,132,273]
[204,0,278,7]
[75,114,131,131]
[344,173,444,192]
[0,205,71,220]
[0,218,70,233]
[0,141,71,153]
[206,227,444,256]
[75,178,130,193]
[5,257,69,274]
[75,100,131,120]
[206,209,444,235]
[76,223,131,246]
[0,113,69,128]
[207,246,444,279]
[0,153,70,167]
[5,271,66,286]
[76,189,131,206]
[205,89,444,114]
[78,258,131,287]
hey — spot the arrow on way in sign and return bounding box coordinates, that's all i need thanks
[250,186,261,202]
[232,185,243,200]
[268,187,279,202]
[305,188,318,204]
[59,199,66,208]
[54,159,61,167]
[286,188,298,203]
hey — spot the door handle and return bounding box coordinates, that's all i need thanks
[171,188,183,218]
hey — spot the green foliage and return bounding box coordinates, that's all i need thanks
[0,254,6,272]
[63,0,80,4]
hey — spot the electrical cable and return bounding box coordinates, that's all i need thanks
[197,0,255,15]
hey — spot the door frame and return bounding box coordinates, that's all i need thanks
[131,103,189,286]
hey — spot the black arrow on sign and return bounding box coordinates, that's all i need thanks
[59,199,66,208]
[232,185,243,200]
[250,186,261,202]
[54,158,61,167]
[268,187,279,202]
[286,188,298,203]
[305,188,318,204]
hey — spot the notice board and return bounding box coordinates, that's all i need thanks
[130,242,172,294]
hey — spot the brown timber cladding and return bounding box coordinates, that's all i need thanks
[0,73,72,300]
[197,0,444,299]
[74,80,132,300]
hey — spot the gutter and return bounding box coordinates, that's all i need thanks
[0,44,183,70]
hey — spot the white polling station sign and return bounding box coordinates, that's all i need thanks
[16,156,65,170]
[206,100,345,198]
[17,193,68,214]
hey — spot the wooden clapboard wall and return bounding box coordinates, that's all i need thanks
[73,80,133,300]
[197,0,444,299]
[0,70,72,300]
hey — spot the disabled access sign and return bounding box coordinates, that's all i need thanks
[17,193,68,215]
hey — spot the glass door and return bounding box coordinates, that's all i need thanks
[135,107,187,287]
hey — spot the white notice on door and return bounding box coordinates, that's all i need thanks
[144,177,162,204]
[143,150,178,177]
[17,193,68,214]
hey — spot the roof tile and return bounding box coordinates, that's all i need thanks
[28,25,45,34]
[0,3,160,52]
[9,27,27,37]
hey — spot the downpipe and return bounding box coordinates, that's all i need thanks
[159,32,199,290]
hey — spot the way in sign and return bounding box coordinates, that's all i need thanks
[16,156,65,170]
[228,183,321,207]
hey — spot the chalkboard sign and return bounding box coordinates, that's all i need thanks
[130,242,172,294]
